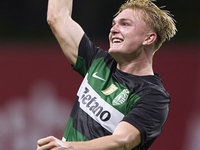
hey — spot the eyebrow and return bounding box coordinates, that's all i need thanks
[112,18,134,25]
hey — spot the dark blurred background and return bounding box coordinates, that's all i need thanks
[0,0,199,42]
[0,1,200,150]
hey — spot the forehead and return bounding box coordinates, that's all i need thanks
[113,8,142,22]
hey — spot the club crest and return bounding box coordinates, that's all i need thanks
[112,89,129,106]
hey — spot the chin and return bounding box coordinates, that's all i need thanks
[108,48,112,54]
[108,47,119,54]
[108,49,119,59]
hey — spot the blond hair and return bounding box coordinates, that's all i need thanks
[116,0,177,51]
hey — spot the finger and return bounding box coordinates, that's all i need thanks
[37,136,54,147]
[37,142,55,150]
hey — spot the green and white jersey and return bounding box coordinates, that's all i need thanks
[62,34,170,150]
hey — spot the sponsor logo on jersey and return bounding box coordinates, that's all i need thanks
[77,73,124,133]
[101,84,118,95]
[112,89,129,106]
[92,72,105,81]
[81,87,111,121]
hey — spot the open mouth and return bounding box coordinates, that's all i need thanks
[112,38,123,44]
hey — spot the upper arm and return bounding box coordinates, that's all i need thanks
[121,91,170,148]
[47,0,84,65]
[113,121,141,150]
[51,17,84,65]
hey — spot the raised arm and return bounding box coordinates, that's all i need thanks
[47,0,84,65]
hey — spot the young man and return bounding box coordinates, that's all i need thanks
[37,0,177,149]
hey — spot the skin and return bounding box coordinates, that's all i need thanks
[37,122,141,150]
[37,0,157,150]
[109,9,157,76]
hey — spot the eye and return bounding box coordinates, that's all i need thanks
[122,22,129,26]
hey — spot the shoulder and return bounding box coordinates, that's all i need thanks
[78,34,109,59]
[114,70,170,99]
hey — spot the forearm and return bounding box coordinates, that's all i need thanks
[37,122,141,150]
[47,0,72,18]
[65,122,141,150]
[47,0,73,30]
[66,135,132,150]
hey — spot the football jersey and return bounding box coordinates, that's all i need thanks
[62,34,170,150]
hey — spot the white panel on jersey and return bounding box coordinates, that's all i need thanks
[77,73,124,133]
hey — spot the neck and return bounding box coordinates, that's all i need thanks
[117,61,153,76]
[117,49,154,76]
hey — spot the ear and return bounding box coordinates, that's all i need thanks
[143,33,157,46]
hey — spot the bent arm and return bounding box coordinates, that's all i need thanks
[69,121,141,150]
[37,121,141,150]
[47,0,84,65]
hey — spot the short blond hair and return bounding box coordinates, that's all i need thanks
[116,0,177,51]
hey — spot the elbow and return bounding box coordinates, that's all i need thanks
[47,10,71,27]
[46,9,59,26]
[113,135,140,150]
[121,140,137,150]
[47,13,56,27]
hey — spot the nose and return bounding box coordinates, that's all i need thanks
[110,24,119,34]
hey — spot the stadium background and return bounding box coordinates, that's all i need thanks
[0,0,199,149]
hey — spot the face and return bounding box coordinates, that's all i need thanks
[108,9,150,61]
